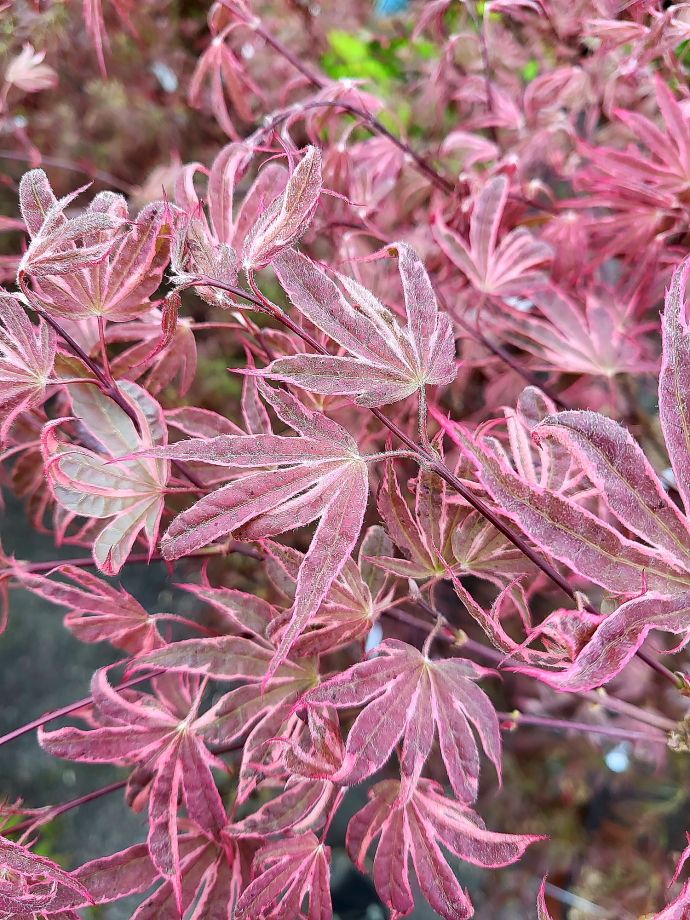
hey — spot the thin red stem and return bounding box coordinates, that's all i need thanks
[12,543,262,575]
[0,670,160,748]
[7,780,127,838]
[97,315,114,385]
[498,710,667,744]
[0,149,134,194]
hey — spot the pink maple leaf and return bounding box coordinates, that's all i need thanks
[126,384,369,677]
[0,292,55,444]
[255,241,456,407]
[234,832,332,920]
[11,563,165,653]
[0,833,92,919]
[302,632,501,803]
[346,777,542,920]
[434,174,552,296]
[43,381,169,574]
[39,670,229,911]
[129,586,320,802]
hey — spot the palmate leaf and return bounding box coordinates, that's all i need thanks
[0,835,92,919]
[302,636,501,803]
[18,170,122,280]
[442,417,690,598]
[170,142,287,309]
[488,284,654,377]
[374,461,528,585]
[10,563,164,653]
[583,76,690,208]
[433,174,552,296]
[260,528,396,657]
[45,843,160,914]
[34,194,169,322]
[129,385,369,678]
[242,146,323,271]
[188,25,260,140]
[451,262,690,690]
[129,592,319,803]
[39,670,228,912]
[43,381,169,575]
[47,832,248,920]
[0,291,56,444]
[346,778,542,920]
[254,242,456,407]
[234,832,332,920]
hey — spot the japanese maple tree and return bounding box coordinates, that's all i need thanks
[1,1,690,918]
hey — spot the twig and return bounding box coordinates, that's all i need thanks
[498,710,667,744]
[0,670,160,748]
[7,780,127,838]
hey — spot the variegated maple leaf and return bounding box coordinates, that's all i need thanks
[128,384,369,676]
[42,381,169,575]
[21,174,169,321]
[4,43,57,94]
[106,305,198,397]
[0,834,91,920]
[0,292,55,444]
[253,242,456,407]
[434,175,552,296]
[583,76,690,213]
[261,526,397,656]
[234,833,332,920]
[17,170,122,281]
[129,583,319,802]
[40,670,229,910]
[170,142,287,308]
[449,261,690,691]
[242,146,322,272]
[302,632,501,803]
[346,778,541,920]
[188,21,261,139]
[375,461,528,585]
[227,706,342,838]
[11,563,165,653]
[45,832,250,920]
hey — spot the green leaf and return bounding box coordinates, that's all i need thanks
[522,59,540,82]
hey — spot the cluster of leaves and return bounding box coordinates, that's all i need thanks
[3,0,690,917]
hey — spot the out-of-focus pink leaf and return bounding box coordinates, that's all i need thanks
[660,260,690,517]
[434,175,552,295]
